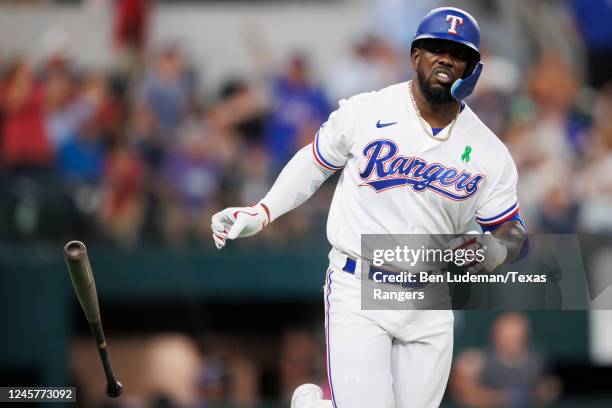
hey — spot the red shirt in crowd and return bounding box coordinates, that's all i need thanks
[0,78,53,169]
[114,0,150,50]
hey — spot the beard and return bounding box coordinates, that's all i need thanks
[416,62,454,105]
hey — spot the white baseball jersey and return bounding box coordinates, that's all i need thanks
[312,81,519,258]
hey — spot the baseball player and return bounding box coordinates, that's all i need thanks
[211,7,526,408]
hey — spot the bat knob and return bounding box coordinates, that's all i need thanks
[106,381,123,398]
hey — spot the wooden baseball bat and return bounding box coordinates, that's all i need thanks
[63,240,123,398]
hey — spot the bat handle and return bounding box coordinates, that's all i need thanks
[99,347,123,398]
[90,321,123,398]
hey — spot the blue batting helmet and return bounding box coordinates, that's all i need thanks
[411,7,483,100]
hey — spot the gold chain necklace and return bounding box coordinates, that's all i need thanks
[408,80,460,142]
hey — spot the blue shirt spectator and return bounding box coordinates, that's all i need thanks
[265,55,330,168]
[569,0,612,51]
[140,46,195,138]
[568,0,612,88]
[57,131,104,184]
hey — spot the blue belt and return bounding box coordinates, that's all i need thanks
[342,257,432,289]
[342,257,358,273]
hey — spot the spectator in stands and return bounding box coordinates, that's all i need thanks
[505,54,587,231]
[0,57,53,171]
[450,312,561,408]
[80,72,122,145]
[325,33,404,105]
[0,57,75,238]
[45,65,92,150]
[368,0,439,51]
[569,0,612,89]
[98,141,147,247]
[158,111,232,246]
[215,78,268,146]
[129,100,164,172]
[236,145,271,209]
[56,112,105,214]
[113,0,151,75]
[467,48,521,136]
[264,53,329,169]
[577,82,612,232]
[138,44,196,150]
[55,71,124,227]
[39,26,93,152]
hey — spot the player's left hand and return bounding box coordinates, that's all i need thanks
[448,231,508,273]
[211,203,270,249]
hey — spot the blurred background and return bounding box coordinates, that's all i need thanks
[1,0,612,407]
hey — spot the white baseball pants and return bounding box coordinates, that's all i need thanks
[323,265,454,408]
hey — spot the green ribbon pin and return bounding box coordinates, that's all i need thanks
[461,145,472,163]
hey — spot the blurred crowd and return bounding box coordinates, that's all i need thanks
[76,329,329,408]
[1,0,612,249]
[0,33,334,247]
[450,312,561,408]
[0,25,402,247]
[74,312,561,408]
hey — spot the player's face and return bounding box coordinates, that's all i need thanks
[412,39,471,104]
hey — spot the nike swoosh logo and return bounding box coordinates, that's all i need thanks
[376,120,397,128]
[233,210,258,219]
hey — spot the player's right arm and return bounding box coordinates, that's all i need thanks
[211,100,352,249]
[449,147,527,272]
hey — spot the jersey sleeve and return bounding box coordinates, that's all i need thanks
[311,99,352,170]
[475,150,519,228]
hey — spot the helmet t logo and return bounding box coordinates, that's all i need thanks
[446,15,464,34]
